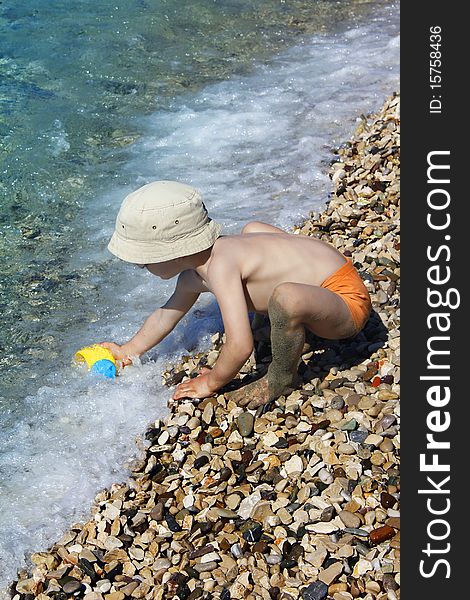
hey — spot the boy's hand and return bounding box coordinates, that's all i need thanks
[172,371,217,400]
[99,342,133,367]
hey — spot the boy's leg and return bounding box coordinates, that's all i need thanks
[228,282,357,409]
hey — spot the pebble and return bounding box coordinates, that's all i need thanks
[237,412,255,437]
[318,468,334,484]
[349,430,368,444]
[370,524,396,545]
[263,431,280,447]
[284,455,303,475]
[301,581,329,600]
[338,511,361,529]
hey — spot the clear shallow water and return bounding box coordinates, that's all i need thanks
[0,0,399,589]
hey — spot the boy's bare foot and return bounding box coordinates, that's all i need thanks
[226,376,271,409]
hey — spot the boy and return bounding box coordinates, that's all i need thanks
[102,180,371,409]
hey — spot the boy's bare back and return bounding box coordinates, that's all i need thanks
[197,227,347,314]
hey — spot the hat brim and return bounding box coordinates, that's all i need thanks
[108,220,222,264]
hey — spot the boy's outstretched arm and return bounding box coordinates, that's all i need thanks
[173,258,253,399]
[101,270,201,363]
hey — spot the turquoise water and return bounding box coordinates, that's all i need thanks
[0,0,399,589]
[1,0,379,398]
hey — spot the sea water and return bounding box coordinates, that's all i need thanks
[0,0,399,588]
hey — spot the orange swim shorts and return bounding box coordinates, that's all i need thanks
[321,258,372,333]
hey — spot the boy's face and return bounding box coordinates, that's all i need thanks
[141,259,182,280]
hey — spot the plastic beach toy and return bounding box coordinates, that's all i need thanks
[74,345,117,379]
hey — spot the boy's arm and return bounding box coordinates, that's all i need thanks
[173,258,253,399]
[106,270,201,360]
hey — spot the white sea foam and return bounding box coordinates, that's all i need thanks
[0,5,399,589]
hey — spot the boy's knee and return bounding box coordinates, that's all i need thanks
[269,283,301,321]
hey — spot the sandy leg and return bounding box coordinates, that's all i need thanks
[226,294,305,409]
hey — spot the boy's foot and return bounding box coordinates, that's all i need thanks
[226,375,271,410]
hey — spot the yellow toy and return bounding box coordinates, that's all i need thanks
[74,345,117,378]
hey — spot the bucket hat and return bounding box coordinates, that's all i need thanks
[108,180,222,264]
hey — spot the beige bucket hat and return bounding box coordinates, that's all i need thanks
[108,180,222,264]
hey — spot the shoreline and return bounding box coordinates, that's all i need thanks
[11,93,400,600]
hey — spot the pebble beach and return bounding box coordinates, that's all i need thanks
[11,93,400,600]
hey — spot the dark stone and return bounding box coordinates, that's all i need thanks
[219,467,232,482]
[188,588,204,600]
[78,558,96,580]
[167,370,186,386]
[301,581,328,600]
[260,489,277,501]
[349,430,369,444]
[320,506,335,522]
[148,463,167,483]
[296,525,307,539]
[381,492,396,509]
[280,558,297,570]
[240,521,263,543]
[197,521,212,535]
[329,378,347,390]
[383,573,399,591]
[188,544,215,560]
[333,466,347,478]
[330,396,345,410]
[274,437,289,449]
[287,543,304,561]
[194,454,210,469]
[252,541,269,554]
[323,557,338,569]
[311,420,330,433]
[185,566,199,579]
[269,587,280,600]
[213,520,225,534]
[165,513,182,532]
[220,589,231,600]
[62,580,82,595]
[241,448,253,466]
